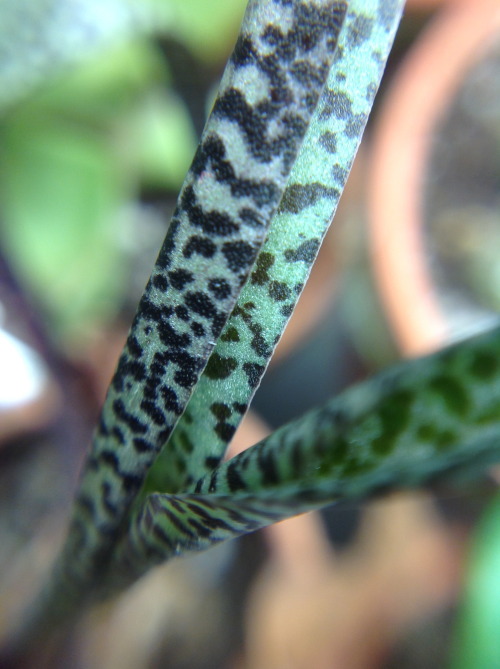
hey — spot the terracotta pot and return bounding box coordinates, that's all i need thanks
[369,0,500,356]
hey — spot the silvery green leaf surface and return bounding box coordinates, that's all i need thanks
[6,2,435,654]
[109,325,500,588]
[146,0,405,495]
[19,2,353,641]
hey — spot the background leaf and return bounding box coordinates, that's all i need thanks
[0,115,125,337]
[451,490,500,669]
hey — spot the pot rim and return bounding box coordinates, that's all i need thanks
[368,0,500,356]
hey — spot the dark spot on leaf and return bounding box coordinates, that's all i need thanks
[175,305,189,321]
[332,163,348,184]
[284,238,320,262]
[279,183,338,214]
[160,387,182,414]
[243,362,265,389]
[417,424,437,441]
[436,430,456,450]
[173,368,198,388]
[319,131,337,154]
[222,240,257,273]
[133,438,155,453]
[226,461,246,492]
[469,350,498,380]
[429,375,469,416]
[251,252,275,285]
[185,291,217,319]
[221,326,240,343]
[320,90,352,120]
[190,321,205,337]
[347,15,373,47]
[345,112,367,138]
[168,268,194,290]
[269,281,291,302]
[215,423,236,441]
[152,274,168,291]
[205,456,221,470]
[157,323,191,349]
[140,400,166,426]
[210,403,231,420]
[239,207,264,228]
[183,235,216,259]
[371,390,414,455]
[205,353,238,380]
[208,277,231,300]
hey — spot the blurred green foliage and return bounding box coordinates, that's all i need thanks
[451,490,500,668]
[0,0,246,340]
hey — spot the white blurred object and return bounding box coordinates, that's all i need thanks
[0,327,49,409]
[0,321,59,442]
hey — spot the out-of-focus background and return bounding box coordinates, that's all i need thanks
[0,0,499,667]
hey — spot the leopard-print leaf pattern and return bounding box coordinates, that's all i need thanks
[27,0,347,631]
[17,1,409,643]
[112,325,500,588]
[147,0,405,495]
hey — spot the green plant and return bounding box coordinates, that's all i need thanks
[3,0,500,664]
